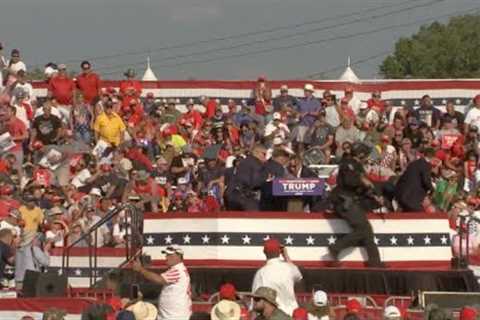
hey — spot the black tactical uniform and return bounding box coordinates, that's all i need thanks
[329,143,382,267]
[225,155,268,211]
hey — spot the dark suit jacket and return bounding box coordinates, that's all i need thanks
[394,157,433,211]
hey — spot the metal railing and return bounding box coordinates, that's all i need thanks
[61,203,143,287]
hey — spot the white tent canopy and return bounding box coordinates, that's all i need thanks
[339,56,360,83]
[142,57,158,81]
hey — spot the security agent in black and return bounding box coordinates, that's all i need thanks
[328,142,383,268]
[225,145,269,211]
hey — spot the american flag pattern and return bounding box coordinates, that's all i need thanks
[141,212,453,269]
[32,79,480,113]
[48,212,457,288]
[162,268,182,284]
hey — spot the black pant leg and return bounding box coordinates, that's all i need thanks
[331,200,382,266]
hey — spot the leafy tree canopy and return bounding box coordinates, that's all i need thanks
[380,14,480,79]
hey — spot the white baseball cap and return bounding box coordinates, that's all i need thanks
[313,290,328,307]
[273,112,282,120]
[304,83,315,92]
[161,244,184,256]
[383,305,401,319]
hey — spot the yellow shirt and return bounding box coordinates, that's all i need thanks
[93,112,126,146]
[19,205,44,232]
[171,134,187,151]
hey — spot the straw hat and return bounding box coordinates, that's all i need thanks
[126,301,158,320]
[210,300,241,320]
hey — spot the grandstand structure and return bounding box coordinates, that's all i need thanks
[16,74,479,319]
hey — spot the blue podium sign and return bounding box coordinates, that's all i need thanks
[272,178,324,196]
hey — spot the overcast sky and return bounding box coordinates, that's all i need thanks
[1,0,478,80]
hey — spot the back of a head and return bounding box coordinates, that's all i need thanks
[426,305,452,320]
[351,142,371,159]
[423,147,436,159]
[80,304,113,320]
[343,313,361,320]
[42,308,67,320]
[252,144,266,156]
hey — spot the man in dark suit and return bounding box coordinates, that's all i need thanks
[394,148,435,212]
[260,148,291,211]
[225,145,269,211]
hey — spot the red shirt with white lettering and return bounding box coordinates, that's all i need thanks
[49,75,75,105]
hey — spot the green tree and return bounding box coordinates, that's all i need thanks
[380,15,480,78]
[26,67,45,81]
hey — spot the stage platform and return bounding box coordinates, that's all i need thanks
[52,211,480,293]
[186,267,479,296]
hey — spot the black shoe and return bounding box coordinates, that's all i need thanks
[328,246,339,260]
[326,246,342,267]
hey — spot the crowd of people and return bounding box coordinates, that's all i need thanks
[1,45,480,318]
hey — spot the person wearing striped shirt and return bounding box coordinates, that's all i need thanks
[132,244,192,320]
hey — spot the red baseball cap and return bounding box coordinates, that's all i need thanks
[460,307,478,320]
[292,307,308,320]
[32,141,44,150]
[474,94,480,103]
[346,299,362,313]
[219,283,237,300]
[263,238,282,254]
[146,92,154,98]
[100,164,112,172]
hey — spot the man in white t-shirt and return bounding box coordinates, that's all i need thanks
[0,209,22,238]
[264,112,290,144]
[7,49,26,75]
[343,87,362,116]
[464,102,480,135]
[252,238,303,316]
[133,244,192,320]
[11,70,36,105]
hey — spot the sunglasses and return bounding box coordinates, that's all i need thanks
[253,297,262,302]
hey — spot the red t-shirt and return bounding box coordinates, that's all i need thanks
[119,80,142,108]
[7,116,27,151]
[0,159,8,173]
[126,148,153,172]
[76,72,101,104]
[134,178,165,197]
[435,149,449,163]
[0,198,20,219]
[49,76,75,105]
[181,110,203,129]
[204,99,217,119]
[33,168,52,187]
[367,98,385,113]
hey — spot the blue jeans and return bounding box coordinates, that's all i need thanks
[74,129,92,145]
